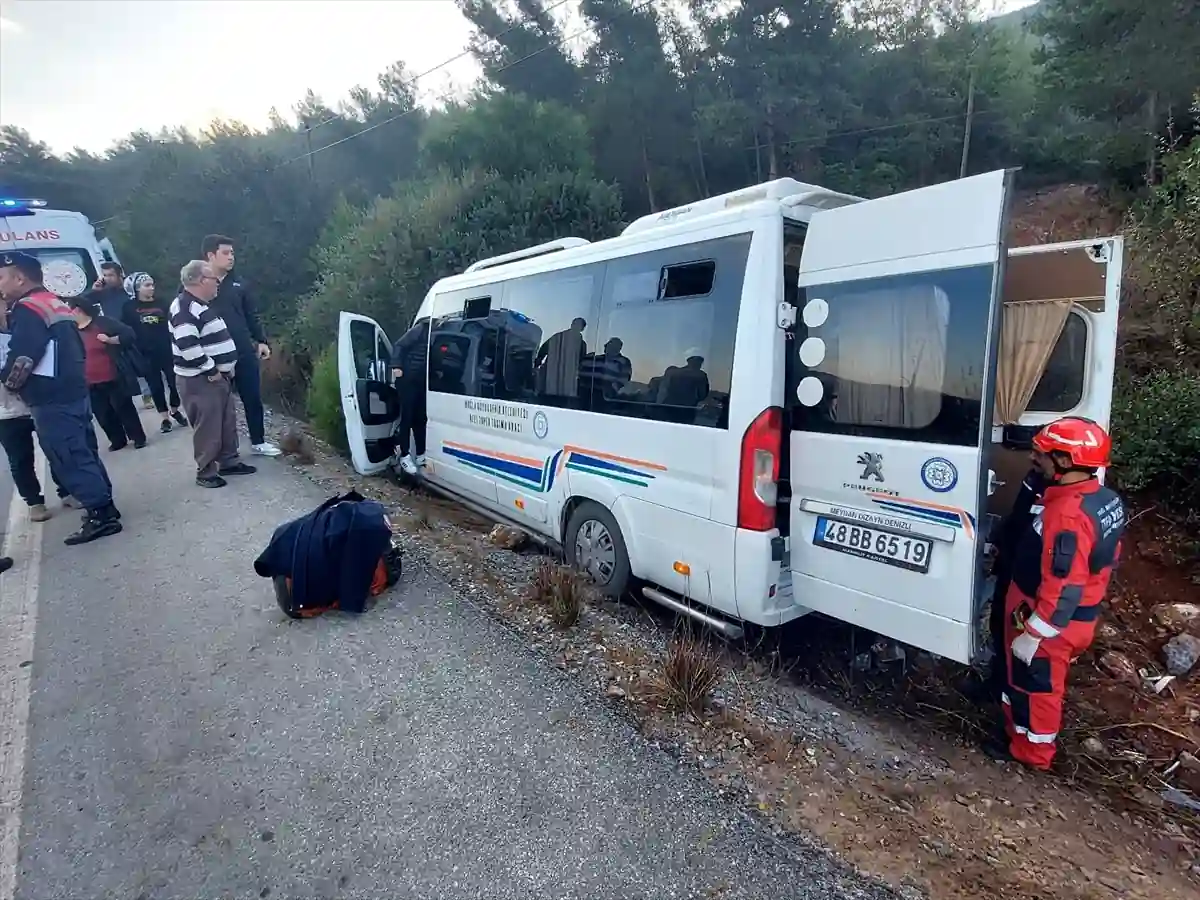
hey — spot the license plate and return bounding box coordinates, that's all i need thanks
[813,517,933,573]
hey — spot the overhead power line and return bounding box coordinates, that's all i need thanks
[273,0,655,171]
[297,0,576,137]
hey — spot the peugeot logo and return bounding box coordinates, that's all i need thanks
[857,452,884,483]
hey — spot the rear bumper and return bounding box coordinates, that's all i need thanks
[734,529,810,627]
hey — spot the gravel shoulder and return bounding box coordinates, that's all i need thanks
[264,410,1200,900]
[15,409,898,900]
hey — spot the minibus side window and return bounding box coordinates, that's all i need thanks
[791,264,994,447]
[590,233,751,430]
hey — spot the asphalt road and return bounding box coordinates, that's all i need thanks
[0,409,898,900]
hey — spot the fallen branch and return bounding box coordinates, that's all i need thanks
[1072,721,1199,748]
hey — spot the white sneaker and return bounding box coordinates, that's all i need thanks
[398,456,419,476]
[252,442,282,457]
[414,454,427,467]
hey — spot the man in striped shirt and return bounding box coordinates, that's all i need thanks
[170,260,257,488]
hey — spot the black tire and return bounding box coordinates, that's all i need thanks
[564,501,632,599]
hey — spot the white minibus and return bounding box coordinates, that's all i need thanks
[339,170,1122,665]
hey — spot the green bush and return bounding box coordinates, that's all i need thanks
[306,345,347,452]
[291,168,624,356]
[1111,369,1200,519]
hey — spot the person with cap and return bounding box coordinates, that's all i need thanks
[984,416,1127,770]
[0,297,73,519]
[0,251,121,545]
[122,271,188,434]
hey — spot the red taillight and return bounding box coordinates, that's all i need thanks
[738,406,782,532]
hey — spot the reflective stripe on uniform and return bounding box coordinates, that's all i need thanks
[1025,613,1059,639]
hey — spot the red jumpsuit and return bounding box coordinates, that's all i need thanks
[1002,478,1127,769]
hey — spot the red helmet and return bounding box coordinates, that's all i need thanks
[1032,417,1111,469]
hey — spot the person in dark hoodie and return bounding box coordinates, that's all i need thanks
[88,261,153,408]
[86,261,129,320]
[0,252,121,545]
[201,234,280,457]
[389,316,431,477]
[122,271,188,434]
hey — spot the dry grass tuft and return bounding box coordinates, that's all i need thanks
[527,559,587,628]
[662,624,724,714]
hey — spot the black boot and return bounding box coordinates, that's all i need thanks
[0,557,12,574]
[64,506,123,546]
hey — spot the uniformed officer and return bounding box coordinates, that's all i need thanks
[984,416,1126,770]
[0,252,122,545]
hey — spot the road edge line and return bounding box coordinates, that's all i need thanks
[0,451,46,900]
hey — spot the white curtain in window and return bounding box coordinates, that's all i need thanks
[826,286,950,429]
[994,299,1074,425]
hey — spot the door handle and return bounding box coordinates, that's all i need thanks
[987,470,1006,497]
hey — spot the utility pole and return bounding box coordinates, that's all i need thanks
[959,66,976,180]
[304,126,315,183]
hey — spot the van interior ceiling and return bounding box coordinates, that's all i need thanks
[989,244,1111,518]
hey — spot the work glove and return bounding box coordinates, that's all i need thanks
[1011,632,1042,666]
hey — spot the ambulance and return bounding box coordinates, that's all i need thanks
[0,198,120,298]
[339,170,1122,665]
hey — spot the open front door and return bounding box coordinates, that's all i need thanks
[788,169,1013,664]
[338,311,399,476]
[988,237,1124,509]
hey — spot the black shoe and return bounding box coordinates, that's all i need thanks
[0,557,12,574]
[171,410,188,427]
[108,441,127,452]
[64,512,122,546]
[160,420,172,434]
[197,474,228,489]
[133,439,147,449]
[218,462,257,476]
[981,735,1014,764]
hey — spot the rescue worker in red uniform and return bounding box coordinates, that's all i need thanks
[984,416,1127,770]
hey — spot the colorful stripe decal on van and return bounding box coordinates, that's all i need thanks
[441,441,664,492]
[868,493,976,540]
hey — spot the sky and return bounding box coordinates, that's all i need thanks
[0,0,1040,158]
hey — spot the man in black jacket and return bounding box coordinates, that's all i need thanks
[202,235,280,457]
[86,261,129,320]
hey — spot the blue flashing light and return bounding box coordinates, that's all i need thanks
[0,198,48,210]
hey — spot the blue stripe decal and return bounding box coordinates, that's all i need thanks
[443,447,542,484]
[546,450,563,491]
[568,452,655,480]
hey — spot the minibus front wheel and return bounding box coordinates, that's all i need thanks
[565,501,631,599]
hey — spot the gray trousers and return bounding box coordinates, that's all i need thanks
[178,372,239,478]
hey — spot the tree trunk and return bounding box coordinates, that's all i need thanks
[1146,90,1159,185]
[693,121,709,198]
[765,103,779,180]
[640,134,657,213]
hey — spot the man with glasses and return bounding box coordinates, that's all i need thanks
[169,260,256,489]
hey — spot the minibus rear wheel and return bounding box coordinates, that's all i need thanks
[565,501,631,599]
